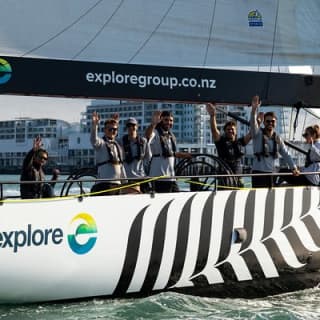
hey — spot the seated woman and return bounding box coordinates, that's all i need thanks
[278,125,320,186]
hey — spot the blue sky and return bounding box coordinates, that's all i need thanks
[0,95,89,123]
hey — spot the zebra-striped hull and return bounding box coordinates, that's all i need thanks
[0,186,319,303]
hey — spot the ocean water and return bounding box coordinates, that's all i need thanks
[1,289,320,320]
[1,175,320,319]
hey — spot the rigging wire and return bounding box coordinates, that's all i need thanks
[288,107,294,140]
[302,109,307,130]
[265,0,280,101]
[21,0,105,57]
[127,0,176,64]
[303,107,320,120]
[72,0,125,60]
[268,0,280,73]
[203,0,217,67]
[280,106,287,139]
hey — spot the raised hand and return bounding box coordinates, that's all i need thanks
[257,111,264,125]
[33,136,42,151]
[152,110,162,126]
[251,95,261,112]
[92,111,100,126]
[206,103,216,116]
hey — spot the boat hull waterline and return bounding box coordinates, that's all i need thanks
[0,186,320,303]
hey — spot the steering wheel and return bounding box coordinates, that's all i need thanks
[175,154,240,191]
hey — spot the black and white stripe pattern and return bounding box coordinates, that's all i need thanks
[113,187,320,297]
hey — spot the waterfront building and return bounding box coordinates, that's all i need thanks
[0,118,71,172]
[0,101,300,173]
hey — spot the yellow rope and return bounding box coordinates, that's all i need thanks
[181,178,250,190]
[2,175,299,204]
[0,176,167,204]
[180,178,303,191]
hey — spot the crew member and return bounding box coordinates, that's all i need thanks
[206,103,251,186]
[145,110,191,193]
[20,136,60,199]
[278,125,320,186]
[250,95,299,188]
[90,111,126,195]
[121,117,150,193]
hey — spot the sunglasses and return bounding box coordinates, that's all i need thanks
[126,123,136,128]
[39,155,48,161]
[265,119,276,124]
[107,127,118,133]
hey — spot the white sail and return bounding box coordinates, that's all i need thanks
[0,0,320,71]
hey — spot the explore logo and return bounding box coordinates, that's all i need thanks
[0,58,12,84]
[67,213,97,255]
[0,213,97,254]
[0,224,63,253]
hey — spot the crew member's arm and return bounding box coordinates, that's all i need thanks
[90,111,103,148]
[22,136,42,171]
[174,152,192,159]
[278,137,299,175]
[145,110,161,140]
[250,95,261,137]
[50,168,60,188]
[22,149,35,172]
[206,103,220,142]
[243,132,251,145]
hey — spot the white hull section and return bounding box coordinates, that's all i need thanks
[0,187,319,303]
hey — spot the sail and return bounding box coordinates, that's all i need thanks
[0,0,320,71]
[1,1,320,105]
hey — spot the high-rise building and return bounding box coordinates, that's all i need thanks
[0,101,299,172]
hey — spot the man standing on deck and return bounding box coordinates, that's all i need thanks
[250,95,299,188]
[90,111,126,195]
[121,117,150,193]
[206,103,251,186]
[20,136,59,199]
[145,110,191,193]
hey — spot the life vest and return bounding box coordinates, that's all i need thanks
[156,125,177,157]
[97,137,123,167]
[216,136,244,162]
[304,149,320,167]
[122,134,145,163]
[254,129,279,161]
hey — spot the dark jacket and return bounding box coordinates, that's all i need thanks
[20,149,45,199]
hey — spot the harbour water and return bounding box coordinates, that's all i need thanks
[1,174,320,319]
[1,289,320,319]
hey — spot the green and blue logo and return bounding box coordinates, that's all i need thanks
[0,58,12,84]
[248,10,263,27]
[68,213,97,255]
